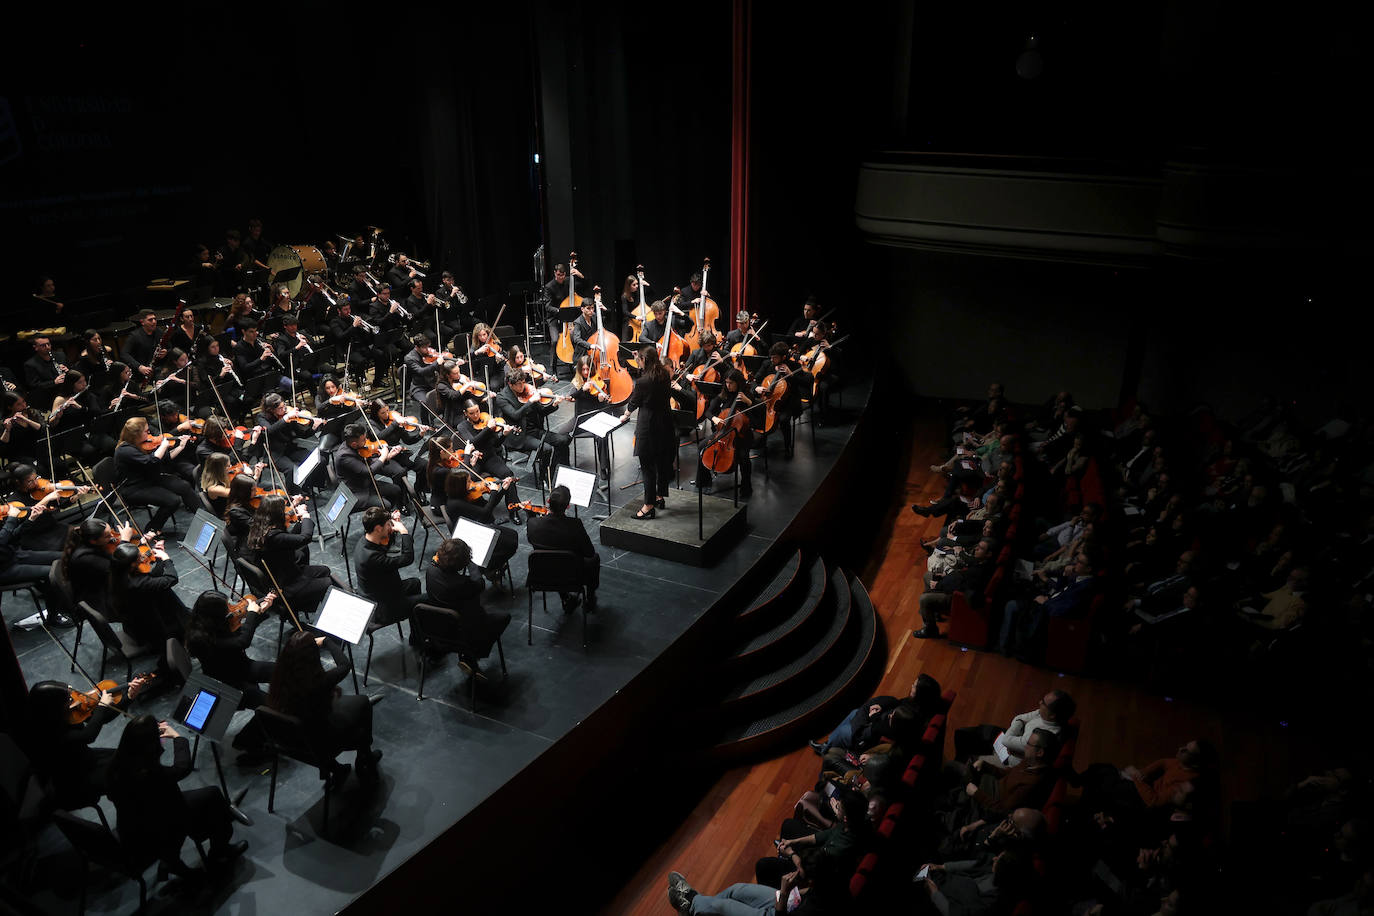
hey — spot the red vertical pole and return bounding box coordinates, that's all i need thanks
[729,0,751,331]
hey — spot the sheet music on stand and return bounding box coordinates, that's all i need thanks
[553,464,597,509]
[295,446,322,486]
[314,586,376,645]
[578,411,620,439]
[450,516,499,569]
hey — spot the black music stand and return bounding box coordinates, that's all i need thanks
[575,411,620,518]
[184,508,230,581]
[314,587,377,695]
[172,674,250,825]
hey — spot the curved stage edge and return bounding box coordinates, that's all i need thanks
[344,373,889,914]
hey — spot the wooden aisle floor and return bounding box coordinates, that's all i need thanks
[602,413,1300,915]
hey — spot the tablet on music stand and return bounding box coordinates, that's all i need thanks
[322,483,357,526]
[295,446,322,486]
[450,516,499,569]
[183,509,223,562]
[314,586,376,645]
[553,464,596,508]
[172,675,241,742]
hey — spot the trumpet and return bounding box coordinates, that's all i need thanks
[309,275,337,306]
[354,315,380,334]
[389,254,431,271]
[391,300,413,320]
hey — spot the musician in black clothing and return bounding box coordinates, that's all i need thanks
[441,470,520,566]
[725,310,757,348]
[697,369,755,497]
[75,330,116,394]
[154,401,201,487]
[163,304,203,357]
[217,229,252,295]
[334,423,403,511]
[151,349,192,408]
[755,341,806,456]
[526,484,600,610]
[368,283,409,331]
[185,591,276,710]
[403,279,439,333]
[434,271,474,337]
[257,393,323,492]
[570,295,601,365]
[787,297,821,338]
[235,319,281,402]
[270,314,318,393]
[401,334,447,411]
[113,417,197,531]
[354,507,422,632]
[60,517,126,614]
[261,286,297,336]
[242,218,273,269]
[1,393,45,468]
[364,398,426,497]
[570,356,612,478]
[542,260,584,349]
[196,337,246,420]
[619,346,684,519]
[123,310,166,384]
[329,299,382,380]
[641,297,690,345]
[495,369,572,479]
[455,399,519,504]
[245,494,337,619]
[386,253,420,291]
[424,538,512,669]
[428,360,476,431]
[22,336,66,409]
[22,677,147,809]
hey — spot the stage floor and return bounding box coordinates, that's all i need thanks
[9,379,870,915]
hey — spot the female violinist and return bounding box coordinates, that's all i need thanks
[113,417,198,532]
[202,453,264,518]
[366,398,429,500]
[61,517,131,612]
[697,369,755,497]
[619,345,686,519]
[430,359,478,430]
[571,354,612,478]
[506,343,551,386]
[440,469,520,577]
[185,590,276,710]
[109,540,187,678]
[155,399,202,487]
[222,472,262,551]
[468,323,505,381]
[105,715,247,871]
[0,502,62,613]
[245,493,340,619]
[267,631,382,786]
[21,676,147,809]
[7,461,88,554]
[256,392,323,492]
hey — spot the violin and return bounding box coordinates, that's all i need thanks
[582,374,608,400]
[521,360,552,384]
[454,375,487,398]
[357,438,390,460]
[328,391,364,409]
[139,432,178,453]
[472,412,520,434]
[507,499,550,516]
[249,486,299,524]
[227,591,276,632]
[289,408,319,427]
[177,413,207,436]
[6,500,29,518]
[421,349,454,365]
[29,478,84,501]
[66,674,156,725]
[465,475,503,501]
[517,386,570,406]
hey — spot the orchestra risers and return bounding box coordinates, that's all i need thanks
[598,492,748,567]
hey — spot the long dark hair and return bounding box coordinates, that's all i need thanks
[185,590,232,649]
[427,435,453,493]
[105,714,163,796]
[245,494,288,553]
[639,345,668,383]
[267,631,327,718]
[107,542,141,602]
[224,474,258,520]
[61,518,109,579]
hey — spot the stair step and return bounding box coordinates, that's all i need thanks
[711,575,883,754]
[718,565,851,711]
[727,556,827,667]
[735,549,804,633]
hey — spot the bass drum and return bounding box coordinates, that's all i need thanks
[266,245,328,298]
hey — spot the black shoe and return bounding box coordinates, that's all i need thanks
[655,497,666,509]
[667,872,697,914]
[808,739,828,756]
[910,504,932,517]
[367,693,385,706]
[634,506,656,519]
[43,612,76,629]
[562,593,582,614]
[913,627,943,639]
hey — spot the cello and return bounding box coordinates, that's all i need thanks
[701,393,754,474]
[588,286,633,404]
[554,251,582,366]
[683,257,720,353]
[758,365,791,434]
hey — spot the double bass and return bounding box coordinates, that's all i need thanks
[683,257,720,353]
[588,287,633,404]
[628,264,650,344]
[554,251,582,365]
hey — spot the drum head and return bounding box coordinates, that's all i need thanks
[267,245,327,298]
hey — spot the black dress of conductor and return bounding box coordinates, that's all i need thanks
[620,345,683,519]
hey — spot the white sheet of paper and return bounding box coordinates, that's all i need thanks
[294,446,322,485]
[451,516,499,569]
[554,464,597,507]
[993,732,1011,764]
[314,587,376,644]
[579,411,621,438]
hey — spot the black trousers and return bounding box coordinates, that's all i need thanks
[280,567,335,619]
[122,477,196,532]
[639,439,676,506]
[953,723,1005,762]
